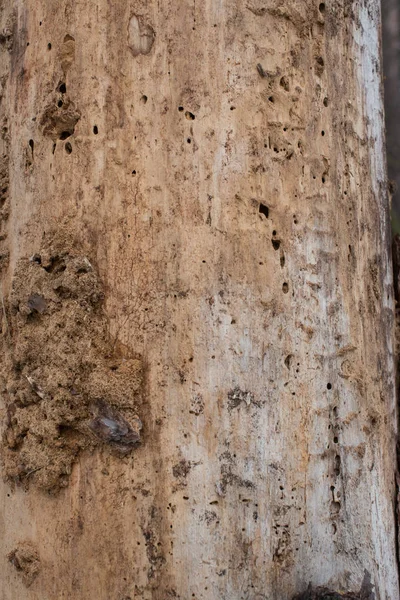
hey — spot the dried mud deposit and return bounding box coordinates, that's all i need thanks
[0,230,143,492]
[7,542,41,587]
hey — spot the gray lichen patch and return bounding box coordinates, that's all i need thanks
[227,386,257,410]
[293,590,357,600]
[0,230,143,493]
[189,392,204,415]
[171,458,193,492]
[292,570,375,599]
[8,542,40,587]
[172,458,191,479]
[215,452,255,497]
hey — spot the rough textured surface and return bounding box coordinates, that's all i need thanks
[7,543,40,588]
[292,570,375,600]
[0,228,143,492]
[0,0,398,599]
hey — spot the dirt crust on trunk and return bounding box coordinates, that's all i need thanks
[0,230,143,493]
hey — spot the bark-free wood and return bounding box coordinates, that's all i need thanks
[0,0,398,598]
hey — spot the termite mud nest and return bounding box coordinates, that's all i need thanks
[0,232,143,493]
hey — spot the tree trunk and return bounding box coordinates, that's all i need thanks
[0,0,398,598]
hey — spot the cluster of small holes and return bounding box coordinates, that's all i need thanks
[329,386,341,522]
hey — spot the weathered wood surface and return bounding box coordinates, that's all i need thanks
[0,0,398,598]
[382,0,400,227]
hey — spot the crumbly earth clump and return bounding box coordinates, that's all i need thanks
[0,230,143,493]
[7,542,41,587]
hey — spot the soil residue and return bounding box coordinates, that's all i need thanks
[8,542,40,587]
[40,98,80,140]
[0,229,143,493]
